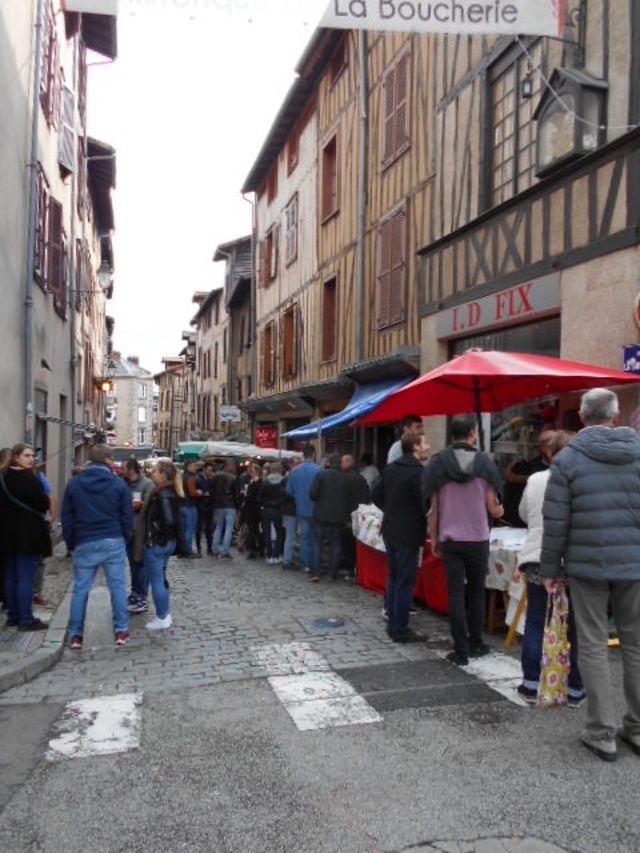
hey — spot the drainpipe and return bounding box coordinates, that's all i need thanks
[355,29,368,365]
[354,30,369,461]
[24,0,45,443]
[243,192,257,441]
[68,33,79,470]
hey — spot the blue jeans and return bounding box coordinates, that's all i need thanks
[521,580,584,697]
[69,538,128,636]
[312,521,343,579]
[179,505,198,555]
[440,540,489,657]
[282,514,297,566]
[4,554,38,626]
[297,516,313,570]
[213,507,236,556]
[262,507,284,559]
[383,537,420,635]
[126,539,147,598]
[143,540,174,619]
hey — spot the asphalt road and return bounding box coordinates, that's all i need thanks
[0,551,638,853]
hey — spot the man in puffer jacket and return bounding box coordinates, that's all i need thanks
[309,453,352,582]
[540,387,640,762]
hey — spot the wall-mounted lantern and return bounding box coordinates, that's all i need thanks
[534,67,607,176]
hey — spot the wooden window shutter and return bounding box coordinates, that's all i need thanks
[377,219,392,327]
[285,197,297,265]
[283,306,297,378]
[74,239,82,310]
[34,167,49,289]
[269,226,279,279]
[382,67,396,165]
[58,85,75,176]
[48,199,63,310]
[394,52,410,157]
[321,137,338,220]
[258,239,266,288]
[390,208,407,324]
[322,278,337,361]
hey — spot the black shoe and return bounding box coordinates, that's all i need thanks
[390,628,428,644]
[445,650,469,666]
[516,684,538,705]
[5,619,18,628]
[469,643,491,659]
[18,618,48,632]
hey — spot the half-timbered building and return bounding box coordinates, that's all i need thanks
[418,1,640,447]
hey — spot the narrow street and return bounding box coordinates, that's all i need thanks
[0,551,637,853]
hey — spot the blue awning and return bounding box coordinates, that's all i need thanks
[283,377,412,439]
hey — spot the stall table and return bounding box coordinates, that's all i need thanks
[356,528,526,641]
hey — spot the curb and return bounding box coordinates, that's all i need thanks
[0,589,71,695]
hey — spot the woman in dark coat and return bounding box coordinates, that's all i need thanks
[0,444,51,630]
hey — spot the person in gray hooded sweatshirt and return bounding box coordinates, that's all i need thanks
[423,414,504,666]
[540,387,640,762]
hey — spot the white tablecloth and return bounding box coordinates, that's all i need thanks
[488,527,527,634]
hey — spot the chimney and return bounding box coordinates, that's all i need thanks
[127,356,139,365]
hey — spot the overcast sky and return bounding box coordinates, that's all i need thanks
[88,2,323,374]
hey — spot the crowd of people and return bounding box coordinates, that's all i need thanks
[1,387,638,762]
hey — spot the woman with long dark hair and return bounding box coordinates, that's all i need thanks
[0,443,51,630]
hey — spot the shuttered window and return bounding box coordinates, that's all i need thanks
[330,34,348,87]
[377,205,407,329]
[34,166,50,290]
[266,165,278,205]
[48,199,67,320]
[283,305,297,379]
[321,135,338,222]
[263,322,275,386]
[322,277,337,362]
[58,84,75,176]
[285,195,298,266]
[40,1,60,128]
[382,49,411,168]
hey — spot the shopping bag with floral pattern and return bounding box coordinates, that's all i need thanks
[538,589,570,708]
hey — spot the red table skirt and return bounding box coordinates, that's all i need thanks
[356,540,448,615]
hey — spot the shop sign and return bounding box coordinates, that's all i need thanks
[437,272,560,340]
[622,345,640,375]
[255,427,278,449]
[220,405,241,423]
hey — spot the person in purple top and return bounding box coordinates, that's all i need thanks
[424,414,504,666]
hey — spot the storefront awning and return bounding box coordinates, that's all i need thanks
[283,378,411,440]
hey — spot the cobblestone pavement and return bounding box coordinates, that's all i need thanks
[0,545,457,704]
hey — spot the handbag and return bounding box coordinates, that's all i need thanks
[538,588,570,708]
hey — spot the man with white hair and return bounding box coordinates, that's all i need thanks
[541,388,640,762]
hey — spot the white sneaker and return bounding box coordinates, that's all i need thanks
[146,614,172,631]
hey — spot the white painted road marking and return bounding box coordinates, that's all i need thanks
[436,650,530,706]
[253,642,382,731]
[45,694,143,761]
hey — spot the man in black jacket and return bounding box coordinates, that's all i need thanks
[309,453,353,582]
[372,433,431,642]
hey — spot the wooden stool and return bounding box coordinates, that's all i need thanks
[505,583,528,649]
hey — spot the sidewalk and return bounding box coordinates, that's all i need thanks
[0,544,72,694]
